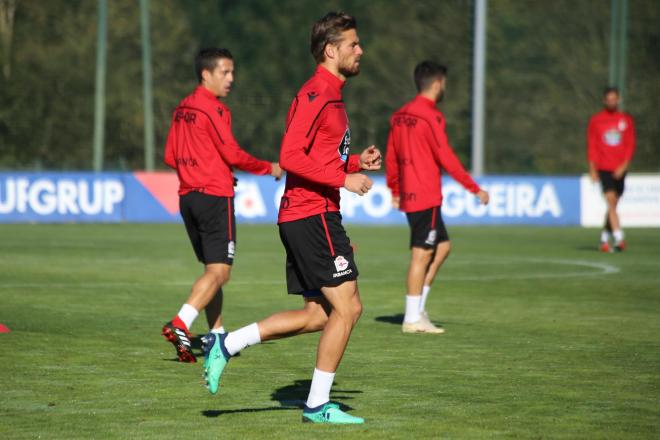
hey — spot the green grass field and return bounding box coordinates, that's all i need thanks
[1,224,659,439]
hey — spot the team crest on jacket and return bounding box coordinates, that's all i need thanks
[604,129,622,146]
[338,128,351,162]
[618,119,627,131]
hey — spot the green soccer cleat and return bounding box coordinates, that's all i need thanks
[302,402,364,424]
[203,332,231,395]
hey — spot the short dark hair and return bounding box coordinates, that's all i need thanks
[310,12,357,63]
[195,48,233,83]
[603,86,619,96]
[414,61,448,92]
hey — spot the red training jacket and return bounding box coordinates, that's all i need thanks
[278,65,361,223]
[386,95,480,213]
[587,109,636,172]
[164,86,272,197]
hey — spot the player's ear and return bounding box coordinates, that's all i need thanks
[434,78,445,94]
[324,43,337,61]
[201,68,211,84]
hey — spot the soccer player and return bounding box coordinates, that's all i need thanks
[587,87,636,252]
[203,12,381,424]
[161,48,282,362]
[386,61,489,334]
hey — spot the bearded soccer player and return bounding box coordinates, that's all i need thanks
[587,87,636,252]
[386,61,489,334]
[161,48,282,362]
[203,12,381,424]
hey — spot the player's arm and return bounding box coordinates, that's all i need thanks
[346,154,362,173]
[344,146,381,174]
[163,117,178,170]
[206,112,274,176]
[279,97,347,187]
[384,128,400,208]
[614,115,636,179]
[587,118,599,182]
[428,116,488,204]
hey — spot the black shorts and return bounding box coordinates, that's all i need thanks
[598,170,626,196]
[179,192,236,265]
[406,206,449,249]
[278,212,359,296]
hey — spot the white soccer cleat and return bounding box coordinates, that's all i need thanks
[402,314,445,334]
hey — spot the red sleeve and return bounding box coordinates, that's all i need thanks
[587,116,599,164]
[279,96,346,187]
[429,115,480,193]
[207,111,272,175]
[164,117,177,169]
[624,114,636,161]
[385,128,399,196]
[346,154,361,173]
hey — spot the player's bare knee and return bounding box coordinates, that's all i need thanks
[353,302,363,323]
[437,241,451,256]
[205,265,230,286]
[413,248,434,264]
[303,299,329,331]
[309,310,329,331]
[350,295,363,323]
[214,271,229,286]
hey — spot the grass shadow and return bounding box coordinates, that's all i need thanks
[375,313,448,327]
[575,245,602,252]
[201,379,361,417]
[374,313,404,325]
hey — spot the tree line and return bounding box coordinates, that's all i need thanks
[0,0,658,173]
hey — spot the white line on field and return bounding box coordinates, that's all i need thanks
[0,258,619,288]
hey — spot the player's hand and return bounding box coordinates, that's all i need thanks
[477,190,489,205]
[270,162,283,180]
[391,195,400,209]
[344,173,373,196]
[359,145,382,171]
[613,167,626,179]
[590,170,599,183]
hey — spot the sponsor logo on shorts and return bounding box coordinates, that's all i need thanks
[332,255,352,278]
[425,230,437,245]
[334,255,349,272]
[228,240,235,259]
[333,269,353,278]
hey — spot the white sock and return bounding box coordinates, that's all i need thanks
[306,368,335,409]
[613,229,624,243]
[420,285,431,312]
[210,326,225,334]
[404,295,422,323]
[224,323,261,356]
[177,304,199,329]
[600,230,610,243]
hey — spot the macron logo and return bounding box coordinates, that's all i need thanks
[307,91,319,102]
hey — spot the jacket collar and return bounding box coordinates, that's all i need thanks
[315,65,346,91]
[415,94,437,109]
[195,85,222,103]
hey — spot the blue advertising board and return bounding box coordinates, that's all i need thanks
[0,172,581,225]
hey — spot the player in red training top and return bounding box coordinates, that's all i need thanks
[202,13,380,425]
[161,48,282,363]
[386,61,489,334]
[587,86,636,252]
